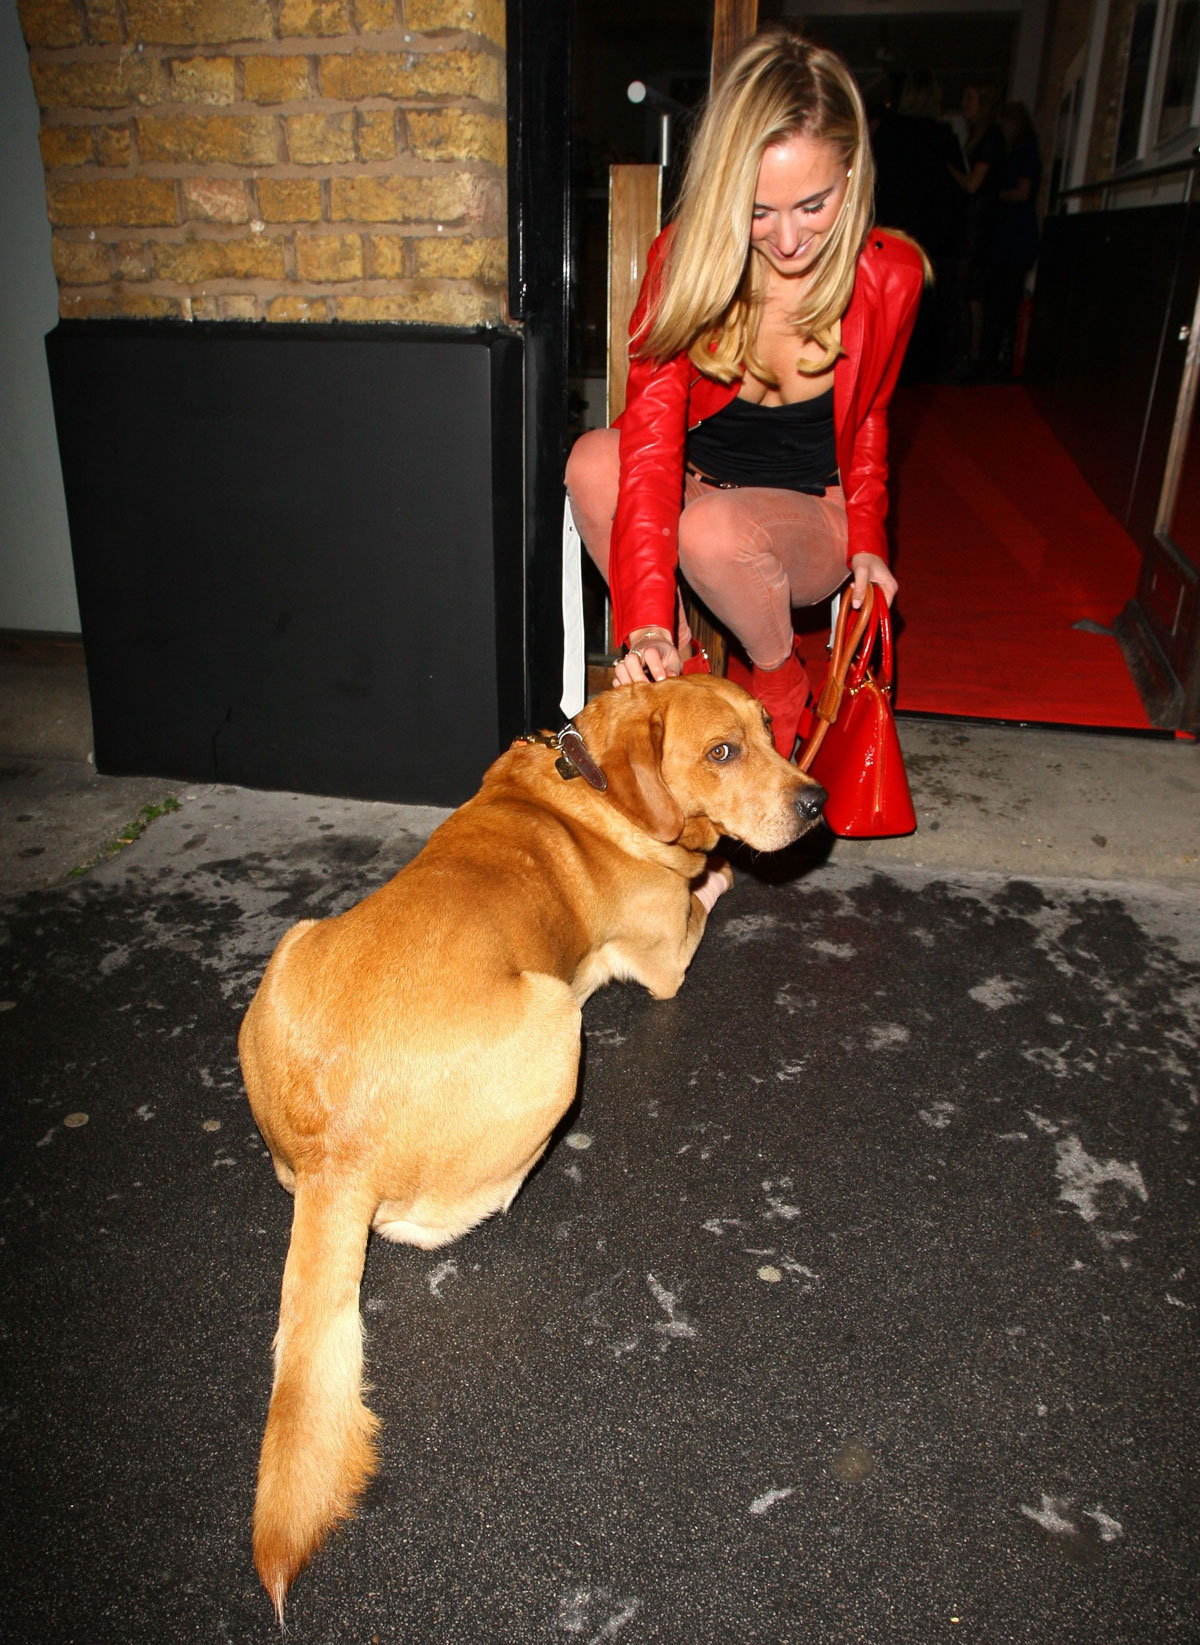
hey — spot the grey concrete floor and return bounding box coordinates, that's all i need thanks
[0,639,181,892]
[1,645,1198,1643]
[2,641,1197,897]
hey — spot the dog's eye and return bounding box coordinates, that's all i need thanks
[707,742,738,764]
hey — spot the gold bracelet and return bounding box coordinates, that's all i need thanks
[625,632,673,658]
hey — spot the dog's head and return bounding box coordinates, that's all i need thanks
[582,676,826,853]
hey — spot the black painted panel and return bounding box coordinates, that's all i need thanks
[1026,205,1192,532]
[46,321,524,806]
[1028,201,1200,726]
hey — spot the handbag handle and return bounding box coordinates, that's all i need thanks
[797,583,891,773]
[846,588,895,692]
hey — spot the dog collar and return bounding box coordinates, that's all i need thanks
[517,723,608,791]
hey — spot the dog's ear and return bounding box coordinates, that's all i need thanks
[604,707,685,843]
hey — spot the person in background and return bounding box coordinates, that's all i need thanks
[980,102,1042,378]
[870,69,966,380]
[565,28,928,764]
[950,81,1005,377]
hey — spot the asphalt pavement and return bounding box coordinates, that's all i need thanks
[1,678,1198,1643]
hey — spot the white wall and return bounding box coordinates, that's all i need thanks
[0,4,79,633]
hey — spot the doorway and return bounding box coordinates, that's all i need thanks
[558,2,1166,729]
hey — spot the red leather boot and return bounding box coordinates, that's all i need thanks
[751,638,813,760]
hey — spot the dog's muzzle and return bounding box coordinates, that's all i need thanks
[795,783,828,822]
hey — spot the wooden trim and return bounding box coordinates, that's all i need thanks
[1155,276,1200,538]
[606,164,662,425]
[711,0,758,86]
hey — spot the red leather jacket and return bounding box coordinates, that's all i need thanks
[609,227,926,646]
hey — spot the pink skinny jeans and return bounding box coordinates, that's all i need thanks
[565,426,850,669]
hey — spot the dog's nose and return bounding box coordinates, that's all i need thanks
[795,783,828,821]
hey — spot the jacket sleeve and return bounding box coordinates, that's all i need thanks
[608,233,691,647]
[841,259,924,567]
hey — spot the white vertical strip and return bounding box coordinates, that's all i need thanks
[561,496,586,717]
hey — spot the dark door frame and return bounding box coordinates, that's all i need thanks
[1030,171,1200,732]
[507,0,573,731]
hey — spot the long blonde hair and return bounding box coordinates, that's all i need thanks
[638,28,876,382]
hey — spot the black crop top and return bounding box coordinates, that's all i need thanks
[686,388,838,494]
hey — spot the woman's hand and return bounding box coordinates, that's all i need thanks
[848,553,898,610]
[613,627,682,686]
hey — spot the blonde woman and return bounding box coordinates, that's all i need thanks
[566,28,928,757]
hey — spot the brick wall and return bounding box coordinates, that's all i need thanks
[19,0,507,325]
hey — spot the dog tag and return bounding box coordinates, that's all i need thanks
[557,725,607,791]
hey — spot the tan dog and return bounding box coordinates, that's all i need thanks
[239,675,827,1618]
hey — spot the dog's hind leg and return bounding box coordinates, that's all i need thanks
[252,1175,379,1624]
[480,970,583,1192]
[373,971,583,1250]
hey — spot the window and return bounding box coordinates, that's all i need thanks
[1115,1,1160,167]
[1157,0,1200,144]
[1114,0,1200,165]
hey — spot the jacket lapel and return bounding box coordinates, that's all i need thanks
[834,260,866,458]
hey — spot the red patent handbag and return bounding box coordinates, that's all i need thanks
[797,585,916,838]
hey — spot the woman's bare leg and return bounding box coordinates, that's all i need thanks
[676,482,849,666]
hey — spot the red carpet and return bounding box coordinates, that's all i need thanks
[884,383,1153,729]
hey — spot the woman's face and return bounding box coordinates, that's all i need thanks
[749,133,849,280]
[962,86,980,122]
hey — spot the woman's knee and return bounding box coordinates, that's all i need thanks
[565,427,620,517]
[677,492,764,590]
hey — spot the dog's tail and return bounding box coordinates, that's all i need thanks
[253,1177,379,1623]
